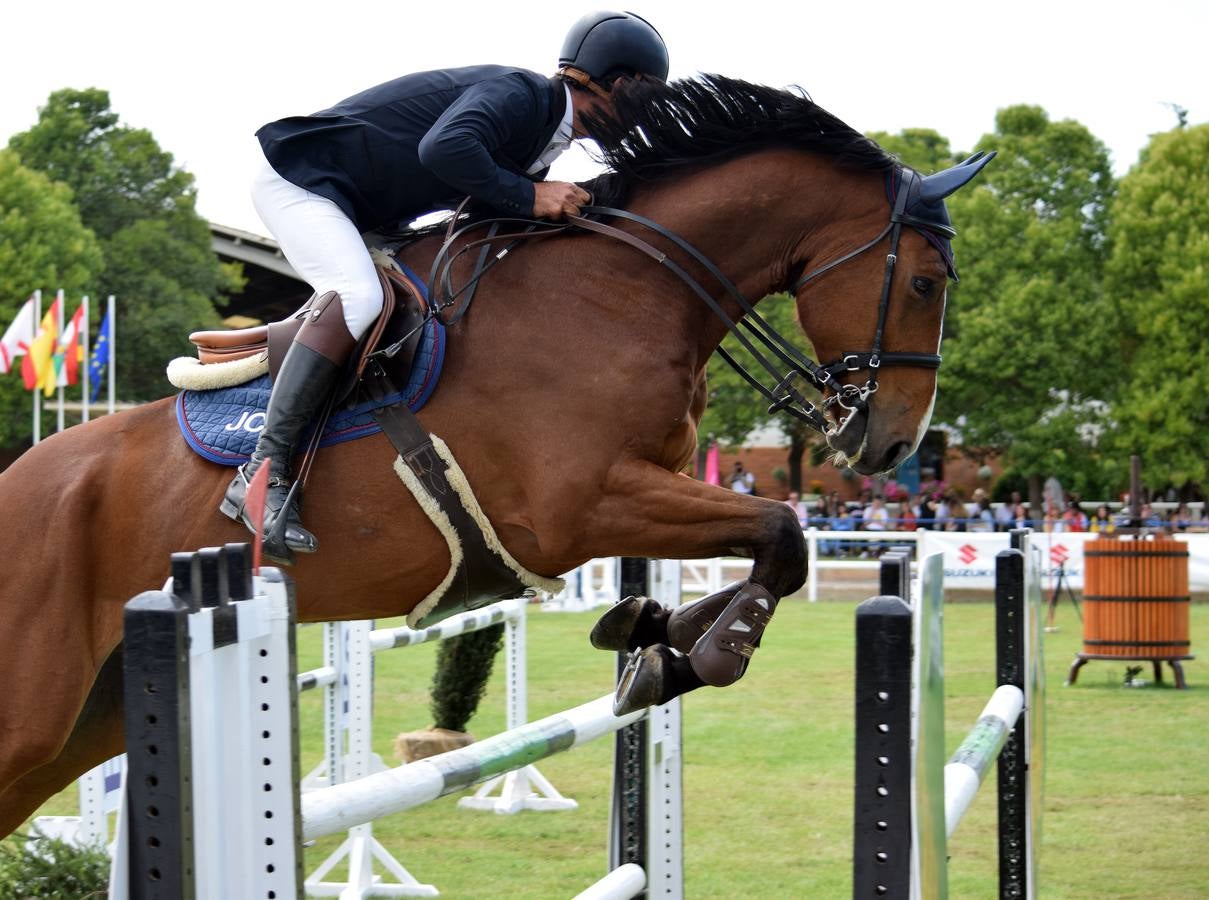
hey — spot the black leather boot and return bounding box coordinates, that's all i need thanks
[220,292,355,559]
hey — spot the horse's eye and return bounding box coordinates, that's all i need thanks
[911,277,934,297]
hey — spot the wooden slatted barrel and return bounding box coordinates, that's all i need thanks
[1068,537,1194,688]
[1082,539,1190,659]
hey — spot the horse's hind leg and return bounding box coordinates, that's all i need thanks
[0,647,124,837]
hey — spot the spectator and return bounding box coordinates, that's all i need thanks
[1061,501,1088,532]
[1089,504,1115,534]
[917,492,938,530]
[1012,503,1030,529]
[934,492,953,530]
[729,462,756,495]
[1044,502,1063,533]
[966,488,986,523]
[969,496,995,532]
[784,491,808,527]
[810,498,837,556]
[863,495,890,531]
[832,504,856,557]
[995,491,1022,531]
[896,501,917,531]
[1174,504,1192,532]
[1140,503,1163,529]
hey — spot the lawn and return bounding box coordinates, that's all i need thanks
[12,598,1209,898]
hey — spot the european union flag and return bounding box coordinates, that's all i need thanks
[88,311,111,403]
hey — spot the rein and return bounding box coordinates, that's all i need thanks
[398,167,944,438]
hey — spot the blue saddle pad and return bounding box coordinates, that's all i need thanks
[177,297,445,466]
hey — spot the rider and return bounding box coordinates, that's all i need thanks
[221,11,670,555]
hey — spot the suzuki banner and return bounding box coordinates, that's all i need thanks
[917,531,1209,592]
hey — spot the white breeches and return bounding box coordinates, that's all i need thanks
[250,151,384,340]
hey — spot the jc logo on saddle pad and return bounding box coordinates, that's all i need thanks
[176,319,445,466]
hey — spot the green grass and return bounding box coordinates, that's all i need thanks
[12,601,1209,898]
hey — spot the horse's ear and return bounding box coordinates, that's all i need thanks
[919,151,997,202]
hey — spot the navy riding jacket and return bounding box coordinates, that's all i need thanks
[256,65,568,231]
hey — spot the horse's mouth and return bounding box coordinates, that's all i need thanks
[826,407,917,476]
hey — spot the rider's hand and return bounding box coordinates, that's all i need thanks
[532,181,591,220]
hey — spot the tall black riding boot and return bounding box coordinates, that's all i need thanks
[220,292,356,558]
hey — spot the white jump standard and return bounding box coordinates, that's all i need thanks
[109,547,683,899]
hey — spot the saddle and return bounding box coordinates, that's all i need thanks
[188,265,429,397]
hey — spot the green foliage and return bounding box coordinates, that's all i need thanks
[867,127,954,173]
[0,831,110,899]
[1106,123,1209,486]
[699,292,808,445]
[429,624,506,732]
[939,105,1121,495]
[0,149,104,445]
[8,88,198,242]
[698,292,821,490]
[8,88,225,402]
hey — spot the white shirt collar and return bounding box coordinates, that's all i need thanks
[527,84,575,175]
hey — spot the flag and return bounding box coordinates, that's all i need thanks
[704,441,721,486]
[88,309,112,403]
[21,298,60,396]
[55,302,87,387]
[0,296,37,375]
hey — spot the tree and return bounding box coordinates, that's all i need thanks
[699,292,823,491]
[867,128,955,174]
[8,88,231,400]
[938,105,1121,500]
[0,149,103,445]
[1106,123,1209,490]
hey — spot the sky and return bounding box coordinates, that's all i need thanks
[3,0,1206,236]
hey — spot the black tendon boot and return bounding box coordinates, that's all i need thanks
[220,292,356,559]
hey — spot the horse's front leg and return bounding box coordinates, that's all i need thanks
[575,461,806,714]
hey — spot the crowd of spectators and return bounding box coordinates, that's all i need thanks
[776,485,1208,558]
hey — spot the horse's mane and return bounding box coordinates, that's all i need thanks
[581,74,896,207]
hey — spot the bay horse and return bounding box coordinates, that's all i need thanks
[0,75,992,835]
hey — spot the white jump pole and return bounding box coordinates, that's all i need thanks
[943,684,1024,838]
[572,863,647,900]
[303,695,645,841]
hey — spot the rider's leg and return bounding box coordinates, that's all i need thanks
[220,152,384,554]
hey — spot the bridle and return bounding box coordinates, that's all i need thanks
[416,165,952,439]
[777,166,952,435]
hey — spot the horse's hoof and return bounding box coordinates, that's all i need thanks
[687,582,777,687]
[613,644,675,716]
[666,581,744,654]
[591,595,666,652]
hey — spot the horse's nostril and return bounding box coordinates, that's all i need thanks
[887,441,913,468]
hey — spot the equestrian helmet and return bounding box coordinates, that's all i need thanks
[559,11,669,83]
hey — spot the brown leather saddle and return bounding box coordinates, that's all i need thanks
[188,266,429,397]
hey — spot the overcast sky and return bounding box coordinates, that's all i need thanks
[4,0,1205,236]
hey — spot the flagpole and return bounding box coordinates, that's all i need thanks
[56,288,65,433]
[81,295,91,423]
[107,294,116,416]
[33,290,41,446]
